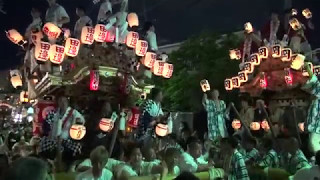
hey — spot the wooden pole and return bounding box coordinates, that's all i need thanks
[291,101,302,145]
[109,104,121,156]
[257,102,276,140]
[230,104,250,134]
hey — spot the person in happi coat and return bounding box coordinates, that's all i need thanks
[202,89,231,141]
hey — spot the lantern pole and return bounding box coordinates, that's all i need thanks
[257,102,276,140]
[291,100,302,145]
[109,104,121,156]
[230,103,250,134]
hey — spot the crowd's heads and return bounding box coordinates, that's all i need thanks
[142,147,157,162]
[90,146,109,169]
[243,136,257,151]
[220,137,238,152]
[163,148,180,169]
[187,138,202,159]
[124,142,143,165]
[209,89,220,100]
[283,137,299,154]
[5,157,50,180]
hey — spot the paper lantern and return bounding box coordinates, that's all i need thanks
[6,29,25,45]
[162,63,174,78]
[94,24,108,42]
[126,31,139,48]
[281,48,292,62]
[105,28,115,43]
[292,9,298,16]
[127,107,140,128]
[90,70,99,91]
[99,118,114,132]
[244,62,254,73]
[302,62,314,76]
[35,41,51,62]
[289,18,302,31]
[224,79,233,91]
[232,76,240,88]
[20,91,29,103]
[291,54,305,70]
[229,49,241,60]
[200,79,210,92]
[258,46,268,59]
[260,72,267,89]
[271,45,281,58]
[302,8,312,19]
[31,31,43,45]
[285,68,293,86]
[42,23,62,40]
[135,40,148,56]
[238,71,248,83]
[49,44,65,64]
[152,60,165,76]
[11,76,22,88]
[250,122,261,131]
[69,124,86,140]
[232,119,241,130]
[261,120,270,131]
[313,65,320,76]
[65,38,80,57]
[155,123,169,137]
[298,122,304,132]
[250,53,261,65]
[141,52,156,68]
[81,26,95,44]
[244,22,253,33]
[127,13,139,28]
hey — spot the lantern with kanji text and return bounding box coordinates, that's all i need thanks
[200,79,210,92]
[271,45,281,58]
[260,72,267,89]
[141,52,156,68]
[238,71,248,83]
[127,107,140,128]
[244,62,254,73]
[232,119,241,130]
[281,48,292,62]
[162,63,173,78]
[285,68,293,86]
[302,8,312,19]
[225,79,233,91]
[6,29,25,45]
[155,123,169,137]
[105,28,115,43]
[94,24,108,42]
[49,45,65,64]
[232,77,240,88]
[135,40,148,56]
[289,18,302,31]
[65,38,80,57]
[126,31,139,48]
[127,13,139,28]
[42,23,62,40]
[258,46,268,59]
[152,60,165,76]
[35,41,51,62]
[90,70,100,91]
[250,122,261,131]
[69,124,86,140]
[250,53,261,65]
[81,26,95,44]
[99,118,114,132]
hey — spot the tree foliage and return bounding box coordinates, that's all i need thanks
[154,32,242,112]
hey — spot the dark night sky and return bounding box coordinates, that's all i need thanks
[1,0,320,70]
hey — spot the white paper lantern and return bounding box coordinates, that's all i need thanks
[250,122,261,131]
[35,41,51,62]
[94,24,108,42]
[81,26,95,44]
[162,63,174,78]
[258,46,268,59]
[155,123,168,137]
[11,76,22,88]
[291,54,305,70]
[105,28,115,43]
[42,23,62,40]
[271,45,281,58]
[152,60,165,76]
[49,44,65,64]
[232,76,240,88]
[244,62,254,73]
[99,118,114,132]
[281,48,292,62]
[135,40,148,56]
[249,53,261,65]
[200,79,210,92]
[141,52,157,68]
[225,79,233,91]
[69,124,86,140]
[6,29,24,45]
[127,13,139,28]
[238,71,248,83]
[126,31,139,48]
[65,38,81,57]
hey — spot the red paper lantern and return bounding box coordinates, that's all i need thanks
[90,70,100,91]
[152,60,165,76]
[94,24,108,42]
[285,68,293,86]
[49,44,65,64]
[126,31,139,48]
[65,38,80,57]
[162,63,174,78]
[127,13,139,28]
[35,41,51,62]
[34,100,56,136]
[105,28,115,43]
[260,72,267,89]
[81,26,95,45]
[127,107,140,128]
[141,52,157,68]
[135,40,148,56]
[42,23,62,40]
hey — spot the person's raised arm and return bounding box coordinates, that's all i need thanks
[202,93,208,107]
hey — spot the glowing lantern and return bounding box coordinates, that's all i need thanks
[65,38,80,57]
[105,28,115,42]
[11,76,22,88]
[99,118,114,132]
[258,46,268,59]
[238,71,248,83]
[244,22,253,33]
[291,54,305,70]
[271,45,281,58]
[281,48,292,62]
[298,122,304,132]
[302,8,312,19]
[261,120,270,131]
[229,49,241,60]
[90,70,99,91]
[126,31,139,48]
[232,119,241,130]
[244,62,254,73]
[250,122,261,131]
[6,29,25,45]
[135,40,148,56]
[224,79,233,91]
[31,31,43,45]
[49,45,65,64]
[81,26,95,44]
[141,52,156,68]
[35,41,51,62]
[155,123,169,137]
[292,9,298,16]
[69,124,86,140]
[250,53,261,65]
[162,63,173,78]
[303,62,314,76]
[20,91,29,103]
[94,24,108,42]
[127,107,140,128]
[232,76,240,88]
[313,65,320,76]
[152,60,165,76]
[42,23,62,40]
[284,68,293,86]
[260,72,267,89]
[200,79,210,92]
[127,13,139,28]
[289,18,302,31]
